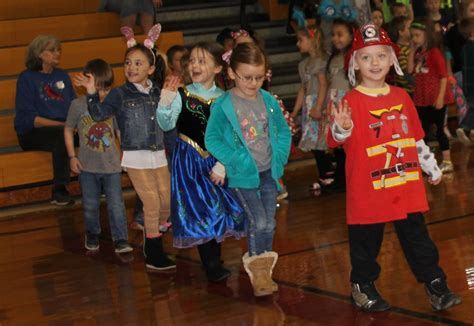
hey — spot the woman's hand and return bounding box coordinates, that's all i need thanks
[209,171,225,186]
[153,0,163,8]
[69,157,83,174]
[332,100,352,130]
[163,75,181,92]
[73,73,96,94]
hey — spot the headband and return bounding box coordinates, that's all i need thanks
[120,24,162,65]
[410,22,426,30]
[222,49,232,64]
[231,29,249,40]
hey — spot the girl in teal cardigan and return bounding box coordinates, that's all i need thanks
[205,43,291,297]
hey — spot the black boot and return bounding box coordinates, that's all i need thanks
[144,237,176,271]
[198,240,230,282]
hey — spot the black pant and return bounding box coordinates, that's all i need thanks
[17,126,70,188]
[334,147,346,187]
[417,105,450,151]
[348,212,446,284]
[460,97,474,131]
[312,149,332,179]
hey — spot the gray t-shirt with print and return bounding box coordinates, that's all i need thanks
[231,91,272,172]
[65,96,122,174]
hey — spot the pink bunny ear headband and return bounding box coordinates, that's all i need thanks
[120,24,162,65]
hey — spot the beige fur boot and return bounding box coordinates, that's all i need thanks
[269,252,279,292]
[242,251,278,296]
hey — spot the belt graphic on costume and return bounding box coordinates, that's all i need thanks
[371,162,418,178]
[178,133,209,158]
[366,138,416,157]
[372,171,420,190]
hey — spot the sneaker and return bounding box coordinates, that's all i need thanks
[114,240,133,254]
[456,128,472,145]
[276,188,288,201]
[439,160,454,173]
[425,278,462,311]
[159,221,172,233]
[351,282,391,312]
[50,189,75,206]
[129,221,144,231]
[85,234,99,251]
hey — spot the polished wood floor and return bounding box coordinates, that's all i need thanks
[1,142,473,325]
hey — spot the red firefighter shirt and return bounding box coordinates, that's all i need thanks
[328,86,429,224]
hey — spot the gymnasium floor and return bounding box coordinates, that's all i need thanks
[1,142,473,325]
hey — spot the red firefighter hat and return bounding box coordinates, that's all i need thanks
[344,23,400,70]
[344,23,402,86]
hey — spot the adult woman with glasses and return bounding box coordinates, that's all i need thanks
[14,35,76,205]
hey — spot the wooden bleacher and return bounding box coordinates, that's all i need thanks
[0,4,184,207]
[0,0,98,20]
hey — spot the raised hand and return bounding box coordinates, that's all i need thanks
[332,99,352,130]
[163,75,181,92]
[73,73,96,94]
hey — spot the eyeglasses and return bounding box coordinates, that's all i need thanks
[234,71,266,84]
[44,47,61,53]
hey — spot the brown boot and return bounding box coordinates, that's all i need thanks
[243,252,277,297]
[269,252,279,292]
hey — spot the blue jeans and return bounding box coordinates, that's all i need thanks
[232,169,278,256]
[79,171,128,242]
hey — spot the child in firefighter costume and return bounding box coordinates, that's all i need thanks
[327,23,462,312]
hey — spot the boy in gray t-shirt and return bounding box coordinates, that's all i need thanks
[65,59,132,254]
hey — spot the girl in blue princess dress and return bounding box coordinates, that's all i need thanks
[156,42,245,283]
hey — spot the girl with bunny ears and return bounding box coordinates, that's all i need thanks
[74,24,176,271]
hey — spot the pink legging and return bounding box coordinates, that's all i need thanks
[127,166,170,237]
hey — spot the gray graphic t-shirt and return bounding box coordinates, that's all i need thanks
[231,91,272,172]
[65,96,121,174]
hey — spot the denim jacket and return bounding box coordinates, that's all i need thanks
[87,81,164,151]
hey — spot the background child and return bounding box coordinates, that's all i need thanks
[65,59,132,253]
[328,23,461,312]
[457,17,474,143]
[74,25,175,271]
[205,43,292,296]
[372,7,385,30]
[166,45,188,85]
[408,18,454,172]
[292,26,332,191]
[157,42,245,282]
[325,18,355,192]
[386,15,414,94]
[318,0,358,53]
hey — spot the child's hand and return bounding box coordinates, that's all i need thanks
[73,73,96,94]
[428,175,442,185]
[69,157,83,174]
[163,75,181,92]
[209,171,225,186]
[332,100,352,130]
[309,108,322,120]
[434,96,444,109]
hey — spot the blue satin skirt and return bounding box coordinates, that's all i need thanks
[171,138,245,248]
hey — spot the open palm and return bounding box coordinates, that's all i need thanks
[332,100,352,130]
